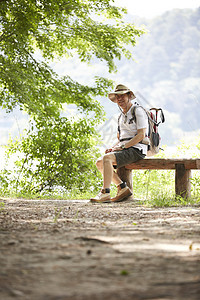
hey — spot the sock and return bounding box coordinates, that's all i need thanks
[118,182,126,189]
[104,188,110,193]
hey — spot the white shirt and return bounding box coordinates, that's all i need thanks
[118,104,148,155]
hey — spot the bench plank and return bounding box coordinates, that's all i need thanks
[126,158,200,170]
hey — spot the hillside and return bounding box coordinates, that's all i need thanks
[104,8,200,146]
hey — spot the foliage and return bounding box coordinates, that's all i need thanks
[1,136,200,204]
[0,0,145,194]
[132,169,174,200]
[130,136,200,206]
[190,175,200,198]
[1,116,103,195]
[0,0,145,117]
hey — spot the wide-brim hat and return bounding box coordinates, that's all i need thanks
[108,84,136,102]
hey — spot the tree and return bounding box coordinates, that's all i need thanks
[0,0,144,117]
[0,0,145,195]
[2,117,103,195]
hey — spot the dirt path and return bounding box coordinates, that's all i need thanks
[0,198,200,300]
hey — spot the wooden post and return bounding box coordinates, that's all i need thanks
[175,163,191,198]
[117,167,133,199]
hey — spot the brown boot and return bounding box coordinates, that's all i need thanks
[111,182,132,203]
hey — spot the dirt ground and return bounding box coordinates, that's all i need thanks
[0,198,200,300]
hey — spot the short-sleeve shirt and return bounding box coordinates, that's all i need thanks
[118,104,148,155]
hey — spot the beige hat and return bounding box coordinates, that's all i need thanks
[108,84,136,102]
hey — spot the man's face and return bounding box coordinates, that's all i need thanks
[116,93,129,109]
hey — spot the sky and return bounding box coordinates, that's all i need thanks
[114,0,200,18]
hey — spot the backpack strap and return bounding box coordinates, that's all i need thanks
[118,105,137,140]
[131,105,150,142]
[117,113,122,139]
[130,106,137,123]
[150,108,165,125]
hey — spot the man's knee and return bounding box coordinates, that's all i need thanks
[96,158,103,170]
[103,153,116,164]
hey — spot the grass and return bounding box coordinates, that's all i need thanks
[53,207,63,223]
[1,168,200,208]
[0,202,5,211]
[144,193,200,207]
[1,190,200,208]
[120,270,129,276]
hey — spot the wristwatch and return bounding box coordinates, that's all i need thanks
[121,143,126,149]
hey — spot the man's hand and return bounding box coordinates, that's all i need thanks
[112,145,123,151]
[105,145,121,153]
[105,148,113,154]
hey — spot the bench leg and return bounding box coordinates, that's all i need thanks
[117,167,133,197]
[175,164,191,198]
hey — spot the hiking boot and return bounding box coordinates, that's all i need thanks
[90,188,111,203]
[111,182,132,202]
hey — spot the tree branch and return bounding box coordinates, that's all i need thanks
[23,48,54,81]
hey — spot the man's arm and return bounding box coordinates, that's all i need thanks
[112,128,146,151]
[105,132,120,153]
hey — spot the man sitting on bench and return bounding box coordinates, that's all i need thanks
[91,84,148,203]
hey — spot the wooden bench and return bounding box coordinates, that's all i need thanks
[117,159,200,198]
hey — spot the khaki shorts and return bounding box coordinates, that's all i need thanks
[114,147,145,169]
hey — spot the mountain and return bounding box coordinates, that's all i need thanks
[99,8,200,146]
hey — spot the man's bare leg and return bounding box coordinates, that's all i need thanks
[91,153,132,203]
[96,154,122,187]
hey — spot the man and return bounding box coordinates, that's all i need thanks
[91,84,148,203]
